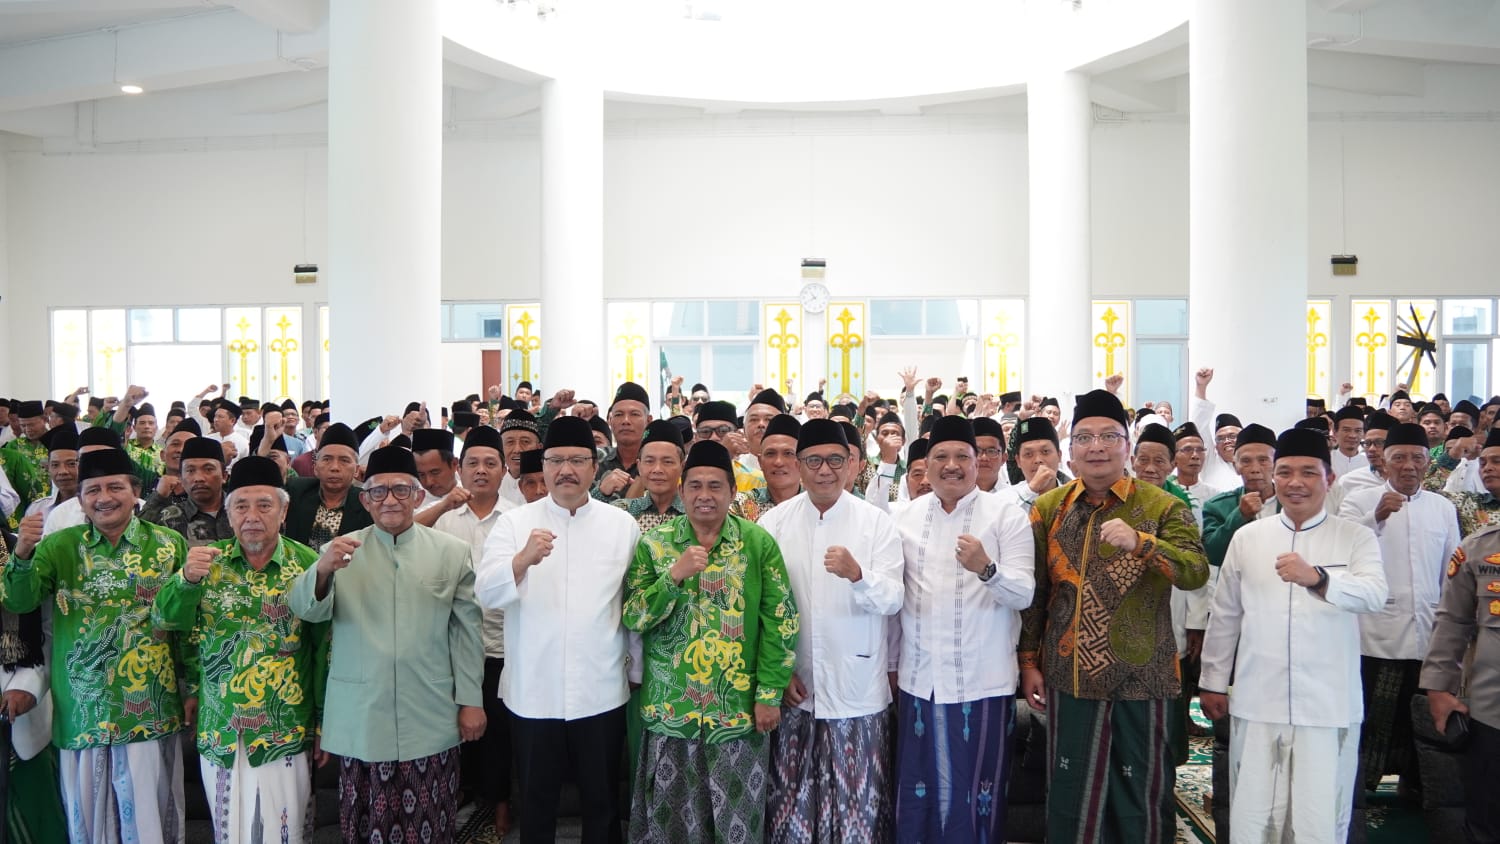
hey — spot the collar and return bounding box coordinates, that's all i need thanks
[670,511,740,549]
[1382,482,1421,501]
[931,485,982,515]
[83,515,146,550]
[544,494,594,519]
[1278,508,1328,532]
[370,523,420,547]
[223,536,289,571]
[1059,475,1133,511]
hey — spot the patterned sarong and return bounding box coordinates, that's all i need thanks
[58,736,186,844]
[767,707,892,844]
[893,691,1013,844]
[1044,689,1174,844]
[202,744,314,844]
[339,747,459,844]
[1359,655,1422,790]
[629,731,769,843]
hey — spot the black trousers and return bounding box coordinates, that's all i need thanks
[1465,717,1500,844]
[511,704,626,844]
[460,656,513,806]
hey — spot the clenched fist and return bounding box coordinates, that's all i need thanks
[316,535,363,576]
[1238,491,1264,520]
[1275,552,1318,588]
[14,512,44,559]
[823,545,863,582]
[670,545,709,585]
[1374,491,1406,524]
[516,529,556,569]
[1099,518,1140,554]
[954,534,990,574]
[183,546,222,584]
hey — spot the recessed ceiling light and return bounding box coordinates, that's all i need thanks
[120,84,144,95]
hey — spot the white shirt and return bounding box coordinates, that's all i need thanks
[207,430,250,467]
[435,499,514,658]
[1338,484,1460,660]
[892,486,1035,704]
[0,620,53,760]
[42,496,86,535]
[1443,457,1486,495]
[0,427,15,447]
[476,495,641,720]
[1171,478,1221,650]
[1200,510,1387,727]
[0,465,20,518]
[1331,449,1369,479]
[1189,396,1242,492]
[498,471,525,507]
[23,488,61,522]
[1328,465,1385,515]
[759,491,904,719]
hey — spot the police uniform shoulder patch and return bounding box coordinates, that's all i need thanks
[1491,598,1500,617]
[1488,581,1500,594]
[1487,551,1500,566]
[1449,558,1461,579]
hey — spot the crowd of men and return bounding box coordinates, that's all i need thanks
[0,368,1498,844]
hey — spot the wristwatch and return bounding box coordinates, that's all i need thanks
[1310,565,1329,591]
[978,560,997,583]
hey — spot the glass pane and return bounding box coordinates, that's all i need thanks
[451,303,503,340]
[177,308,221,342]
[659,344,703,394]
[706,300,758,336]
[319,306,331,400]
[1446,341,1489,404]
[51,309,90,400]
[129,308,173,343]
[652,302,705,337]
[924,299,978,336]
[1442,299,1493,336]
[1135,341,1185,417]
[440,304,452,340]
[90,310,127,398]
[129,345,222,411]
[711,344,756,395]
[1134,299,1188,336]
[870,300,922,336]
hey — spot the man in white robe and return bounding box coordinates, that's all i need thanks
[1200,427,1388,844]
[1328,411,1395,514]
[1338,421,1461,795]
[891,416,1035,842]
[1330,405,1369,478]
[761,420,904,843]
[476,416,640,843]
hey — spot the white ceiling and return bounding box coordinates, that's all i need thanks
[0,0,1498,151]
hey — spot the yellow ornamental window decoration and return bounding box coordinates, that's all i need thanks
[764,305,802,393]
[826,305,865,399]
[227,316,260,396]
[1306,304,1329,398]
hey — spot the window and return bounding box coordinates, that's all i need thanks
[51,306,309,403]
[1443,299,1493,336]
[648,300,762,399]
[445,302,505,341]
[1134,299,1188,337]
[870,299,977,336]
[1127,299,1186,411]
[1445,341,1491,403]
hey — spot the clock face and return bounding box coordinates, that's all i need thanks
[800,282,831,314]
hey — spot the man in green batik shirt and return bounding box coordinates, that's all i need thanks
[625,439,800,842]
[153,456,327,844]
[1,400,50,522]
[2,446,194,843]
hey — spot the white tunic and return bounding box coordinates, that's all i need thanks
[758,491,904,720]
[498,471,525,507]
[42,495,86,535]
[1337,484,1460,660]
[1200,510,1387,727]
[435,499,515,658]
[1188,396,1242,492]
[1327,466,1384,516]
[476,495,640,720]
[1330,449,1368,479]
[1171,478,1220,651]
[0,465,20,518]
[892,486,1035,704]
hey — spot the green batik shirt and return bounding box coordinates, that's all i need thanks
[0,448,45,528]
[1,516,192,748]
[1442,491,1500,538]
[152,535,328,766]
[125,440,164,477]
[623,513,799,745]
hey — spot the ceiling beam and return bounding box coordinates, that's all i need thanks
[1308,49,1424,96]
[227,0,326,33]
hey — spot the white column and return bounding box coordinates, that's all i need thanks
[326,0,442,423]
[0,149,9,383]
[539,74,605,401]
[1026,69,1093,400]
[1189,0,1307,430]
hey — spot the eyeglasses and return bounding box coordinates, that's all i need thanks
[364,484,418,502]
[1177,446,1207,456]
[798,454,848,470]
[1214,434,1239,444]
[1072,432,1126,446]
[1359,439,1387,449]
[976,447,1004,458]
[695,425,735,439]
[543,455,593,468]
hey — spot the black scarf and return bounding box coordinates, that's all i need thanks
[0,525,44,671]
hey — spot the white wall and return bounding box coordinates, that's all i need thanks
[5,114,1500,399]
